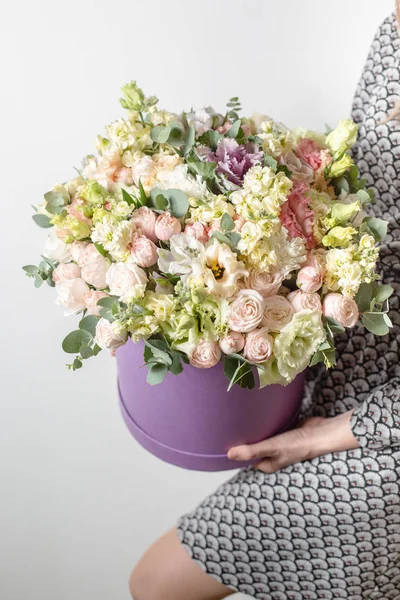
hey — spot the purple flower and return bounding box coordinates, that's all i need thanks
[208,138,263,185]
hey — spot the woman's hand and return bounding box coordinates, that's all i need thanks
[227,411,360,473]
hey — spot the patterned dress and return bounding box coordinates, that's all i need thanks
[176,13,400,600]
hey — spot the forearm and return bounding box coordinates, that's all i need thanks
[307,410,360,459]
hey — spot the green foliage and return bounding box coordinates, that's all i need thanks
[264,154,278,172]
[144,338,187,385]
[32,214,52,228]
[22,255,55,288]
[361,216,388,242]
[220,212,235,233]
[354,282,394,337]
[226,119,242,139]
[150,125,171,144]
[197,129,222,150]
[79,315,98,336]
[223,354,255,391]
[138,179,148,206]
[225,97,241,121]
[210,230,241,252]
[183,124,196,155]
[62,330,93,354]
[121,188,137,207]
[149,187,189,218]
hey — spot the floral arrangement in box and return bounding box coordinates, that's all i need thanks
[23,81,393,389]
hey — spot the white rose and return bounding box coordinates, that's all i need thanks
[243,327,274,364]
[106,259,147,301]
[44,228,71,263]
[80,251,110,289]
[228,289,265,333]
[95,318,128,350]
[261,295,294,331]
[55,278,89,315]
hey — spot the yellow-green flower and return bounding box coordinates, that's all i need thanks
[327,153,354,178]
[326,119,359,155]
[120,81,145,112]
[322,225,356,248]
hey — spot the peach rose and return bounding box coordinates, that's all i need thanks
[287,290,322,313]
[83,290,109,316]
[219,331,245,354]
[228,289,265,333]
[130,233,158,268]
[154,211,181,241]
[261,295,294,331]
[323,293,359,328]
[55,278,89,315]
[131,206,158,243]
[245,269,284,298]
[189,341,222,369]
[243,327,274,364]
[52,262,81,283]
[184,222,209,244]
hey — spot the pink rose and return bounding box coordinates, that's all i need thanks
[52,262,81,283]
[70,241,90,267]
[131,206,158,243]
[245,269,283,298]
[55,278,89,315]
[297,262,324,293]
[83,290,109,316]
[280,180,315,250]
[81,244,104,266]
[219,331,245,354]
[279,150,314,183]
[296,138,324,171]
[184,221,209,244]
[261,295,294,331]
[154,211,181,241]
[287,290,322,312]
[130,233,158,268]
[228,289,265,333]
[243,327,274,364]
[95,318,128,350]
[189,341,221,369]
[323,293,359,328]
[81,255,110,290]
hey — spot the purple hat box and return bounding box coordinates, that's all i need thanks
[116,339,305,471]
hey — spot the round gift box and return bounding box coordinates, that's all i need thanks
[116,339,305,471]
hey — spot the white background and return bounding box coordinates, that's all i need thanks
[0,1,394,598]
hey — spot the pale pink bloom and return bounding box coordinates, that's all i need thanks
[279,150,314,183]
[66,198,92,227]
[115,167,133,185]
[323,293,359,328]
[319,149,333,171]
[94,149,124,184]
[70,241,90,267]
[287,290,322,312]
[184,222,209,244]
[245,269,283,298]
[81,244,105,266]
[131,156,156,188]
[83,290,109,316]
[106,260,147,301]
[280,180,315,250]
[189,340,221,369]
[55,278,89,315]
[296,266,323,293]
[95,318,128,350]
[219,331,245,354]
[81,257,109,289]
[233,214,246,232]
[155,211,181,241]
[130,233,158,268]
[228,289,265,333]
[131,206,158,243]
[217,121,232,134]
[261,295,294,331]
[243,327,274,364]
[296,138,324,170]
[207,218,222,236]
[52,262,81,283]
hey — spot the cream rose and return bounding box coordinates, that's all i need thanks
[189,340,221,369]
[131,206,158,243]
[245,269,284,298]
[287,290,322,313]
[243,327,274,364]
[52,262,81,283]
[154,211,181,241]
[219,331,245,354]
[106,259,147,301]
[83,290,109,316]
[55,278,89,315]
[95,318,128,350]
[130,233,158,268]
[261,295,294,331]
[228,289,265,333]
[323,293,359,328]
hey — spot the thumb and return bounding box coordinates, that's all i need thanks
[227,439,276,462]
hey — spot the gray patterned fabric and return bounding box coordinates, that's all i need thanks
[176,13,400,600]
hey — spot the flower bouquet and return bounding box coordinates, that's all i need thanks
[24,81,393,470]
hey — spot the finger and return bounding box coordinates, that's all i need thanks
[227,440,278,462]
[253,458,282,474]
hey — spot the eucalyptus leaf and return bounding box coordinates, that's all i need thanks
[373,284,394,304]
[32,214,52,228]
[23,265,39,275]
[150,125,171,144]
[362,312,390,336]
[356,189,371,204]
[79,315,98,336]
[146,362,168,385]
[80,343,94,359]
[34,275,44,288]
[226,119,241,138]
[221,212,235,233]
[354,282,374,313]
[362,216,387,242]
[62,330,93,354]
[264,154,278,172]
[44,191,65,206]
[324,316,345,334]
[183,124,195,155]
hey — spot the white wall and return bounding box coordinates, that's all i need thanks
[0,1,394,598]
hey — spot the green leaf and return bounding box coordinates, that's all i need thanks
[34,275,44,288]
[324,316,345,334]
[224,355,240,381]
[150,125,171,144]
[277,165,292,178]
[72,357,83,370]
[97,297,115,309]
[138,179,148,206]
[80,343,94,359]
[23,265,39,276]
[79,315,98,336]
[373,284,394,304]
[354,282,374,313]
[187,159,217,179]
[32,214,52,228]
[92,344,102,356]
[155,194,169,210]
[210,230,232,247]
[227,361,252,392]
[44,191,65,207]
[183,124,195,155]
[163,188,190,218]
[227,232,241,249]
[169,352,184,376]
[94,242,108,257]
[221,212,235,233]
[62,330,93,354]
[197,129,222,150]
[45,203,65,215]
[146,362,168,385]
[167,124,184,148]
[226,119,241,138]
[362,217,388,242]
[310,351,325,367]
[121,188,137,207]
[356,189,371,204]
[362,312,390,336]
[264,154,278,172]
[144,339,172,366]
[383,313,393,327]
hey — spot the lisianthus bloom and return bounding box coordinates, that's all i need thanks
[274,309,326,382]
[157,233,204,278]
[192,240,248,298]
[206,138,263,186]
[280,181,315,250]
[296,138,324,171]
